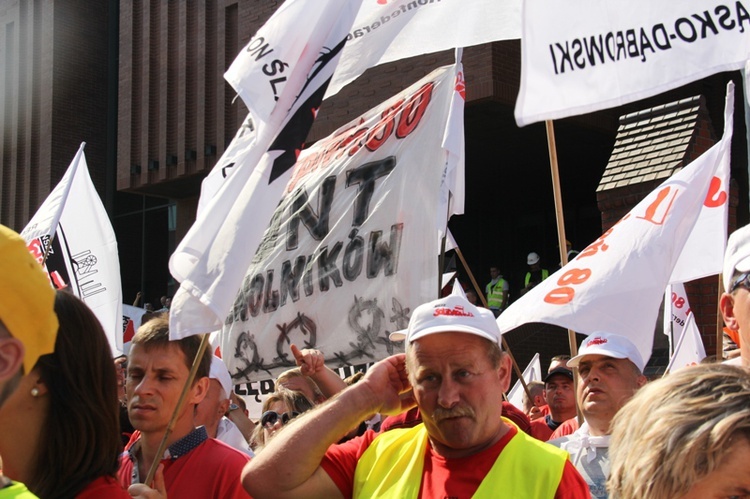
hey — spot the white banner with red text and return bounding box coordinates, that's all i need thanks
[220,64,464,384]
[499,83,735,365]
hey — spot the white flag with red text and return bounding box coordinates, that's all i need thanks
[220,64,464,383]
[498,83,735,364]
[663,283,692,353]
[515,0,750,126]
[169,0,363,339]
[669,131,731,283]
[666,312,706,371]
[21,146,123,356]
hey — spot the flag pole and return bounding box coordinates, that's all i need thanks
[717,274,724,359]
[545,120,578,357]
[452,246,533,403]
[545,119,584,425]
[145,333,210,485]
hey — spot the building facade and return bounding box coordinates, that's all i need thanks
[0,0,747,371]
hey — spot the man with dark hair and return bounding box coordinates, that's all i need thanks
[485,266,509,317]
[119,317,250,498]
[530,368,577,441]
[242,294,589,498]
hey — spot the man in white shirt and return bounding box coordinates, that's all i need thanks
[549,332,646,498]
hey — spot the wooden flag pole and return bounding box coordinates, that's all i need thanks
[453,245,534,403]
[145,333,210,485]
[545,119,583,425]
[717,274,725,359]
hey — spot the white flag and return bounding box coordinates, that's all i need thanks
[515,0,750,126]
[507,353,542,411]
[169,0,363,339]
[22,147,123,356]
[669,126,731,283]
[326,0,520,98]
[663,283,693,355]
[220,64,463,382]
[666,312,706,372]
[498,83,735,365]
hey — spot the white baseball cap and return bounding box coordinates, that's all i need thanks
[527,252,540,265]
[568,332,645,372]
[389,294,501,344]
[209,355,233,400]
[723,224,750,292]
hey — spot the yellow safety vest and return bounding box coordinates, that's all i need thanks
[352,420,568,498]
[486,279,507,309]
[525,269,549,287]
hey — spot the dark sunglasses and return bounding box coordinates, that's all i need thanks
[260,410,300,428]
[731,272,750,293]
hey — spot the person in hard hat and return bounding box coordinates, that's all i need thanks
[521,252,549,296]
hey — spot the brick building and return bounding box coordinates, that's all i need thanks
[0,0,747,375]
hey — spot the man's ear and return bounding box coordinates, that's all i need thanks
[496,354,513,393]
[720,293,739,331]
[218,397,230,416]
[190,376,210,405]
[0,338,24,381]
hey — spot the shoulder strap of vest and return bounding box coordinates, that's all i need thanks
[353,425,428,499]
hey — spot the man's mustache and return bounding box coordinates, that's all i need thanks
[432,405,475,423]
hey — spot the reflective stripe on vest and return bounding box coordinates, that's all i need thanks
[486,279,507,309]
[525,269,549,286]
[352,420,568,498]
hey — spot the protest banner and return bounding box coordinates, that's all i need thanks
[515,0,750,126]
[21,145,123,355]
[498,83,736,365]
[220,63,465,384]
[170,0,364,340]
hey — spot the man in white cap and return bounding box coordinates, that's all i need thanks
[720,223,750,366]
[242,294,589,498]
[194,355,254,456]
[549,332,647,499]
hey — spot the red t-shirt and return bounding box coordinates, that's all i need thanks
[530,418,554,441]
[76,476,130,498]
[118,438,251,498]
[549,418,579,440]
[321,425,589,498]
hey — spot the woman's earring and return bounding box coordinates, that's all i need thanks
[30,387,39,397]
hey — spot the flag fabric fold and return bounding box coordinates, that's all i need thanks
[666,312,706,372]
[325,0,520,99]
[498,83,736,365]
[169,0,363,339]
[22,146,123,355]
[507,353,542,411]
[515,0,750,126]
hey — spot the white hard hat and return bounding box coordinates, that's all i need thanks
[527,252,540,265]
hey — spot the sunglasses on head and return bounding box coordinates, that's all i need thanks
[260,410,300,428]
[731,272,750,293]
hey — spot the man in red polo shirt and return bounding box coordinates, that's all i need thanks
[242,294,589,498]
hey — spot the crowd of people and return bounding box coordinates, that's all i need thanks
[1,220,750,498]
